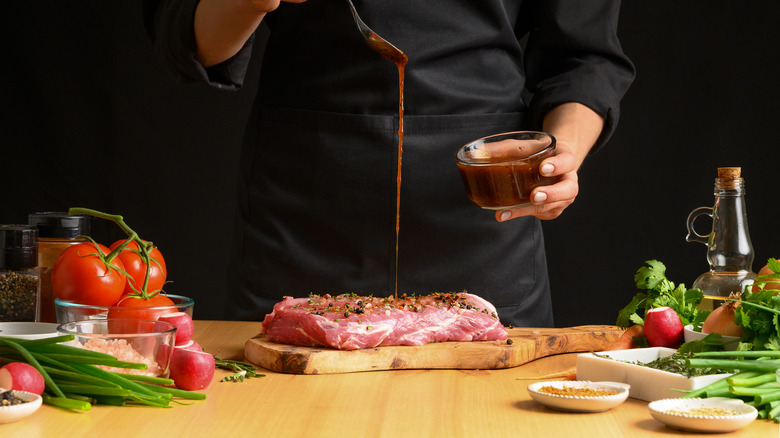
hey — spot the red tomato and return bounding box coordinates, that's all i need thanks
[52,242,126,306]
[109,239,167,295]
[107,293,176,321]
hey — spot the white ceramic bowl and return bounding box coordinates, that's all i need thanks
[0,390,42,424]
[577,347,732,402]
[0,322,60,340]
[648,397,757,432]
[683,325,740,350]
[527,380,630,412]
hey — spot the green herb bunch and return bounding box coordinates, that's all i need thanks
[616,260,709,329]
[734,258,780,351]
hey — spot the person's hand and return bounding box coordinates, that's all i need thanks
[494,141,580,221]
[196,0,308,67]
[495,102,604,222]
[247,0,307,13]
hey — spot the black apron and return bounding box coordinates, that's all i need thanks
[225,1,553,327]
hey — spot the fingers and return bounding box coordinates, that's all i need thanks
[495,170,580,222]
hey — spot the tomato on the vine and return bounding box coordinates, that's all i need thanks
[109,239,167,295]
[107,293,176,321]
[52,242,126,306]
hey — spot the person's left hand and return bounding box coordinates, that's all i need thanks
[494,102,604,222]
[495,140,580,221]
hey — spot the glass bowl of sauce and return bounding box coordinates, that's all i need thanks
[455,131,557,209]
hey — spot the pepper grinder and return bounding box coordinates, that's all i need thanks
[686,167,756,310]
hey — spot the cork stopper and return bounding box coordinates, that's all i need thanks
[718,167,741,179]
[715,167,744,190]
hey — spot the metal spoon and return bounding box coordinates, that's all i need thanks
[345,0,407,64]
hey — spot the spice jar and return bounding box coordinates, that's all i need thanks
[28,212,91,323]
[0,225,40,322]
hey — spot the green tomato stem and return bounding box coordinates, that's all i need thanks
[68,207,158,299]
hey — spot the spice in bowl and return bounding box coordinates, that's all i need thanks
[537,385,619,397]
[527,380,630,413]
[0,390,30,406]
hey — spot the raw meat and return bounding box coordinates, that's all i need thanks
[261,292,508,350]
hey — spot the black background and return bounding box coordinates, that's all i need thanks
[3,2,779,326]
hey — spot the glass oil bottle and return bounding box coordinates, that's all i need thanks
[686,167,756,311]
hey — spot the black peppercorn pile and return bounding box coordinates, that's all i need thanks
[0,390,29,406]
[0,271,39,321]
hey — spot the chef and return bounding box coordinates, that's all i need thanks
[143,0,635,327]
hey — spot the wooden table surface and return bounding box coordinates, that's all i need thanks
[5,321,778,437]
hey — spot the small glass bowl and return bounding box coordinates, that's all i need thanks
[455,131,557,209]
[57,319,177,378]
[55,294,194,324]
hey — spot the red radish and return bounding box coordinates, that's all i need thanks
[170,348,215,390]
[0,363,45,395]
[643,306,684,348]
[159,312,194,345]
[175,339,203,352]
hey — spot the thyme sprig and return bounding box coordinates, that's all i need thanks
[214,356,266,382]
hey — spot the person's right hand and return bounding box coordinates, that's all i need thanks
[196,0,308,67]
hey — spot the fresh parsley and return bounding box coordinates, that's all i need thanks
[616,260,709,329]
[733,258,780,351]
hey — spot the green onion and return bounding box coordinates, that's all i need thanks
[0,334,206,410]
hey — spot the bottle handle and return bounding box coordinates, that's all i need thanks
[685,206,713,245]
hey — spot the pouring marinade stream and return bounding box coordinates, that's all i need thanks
[392,56,406,299]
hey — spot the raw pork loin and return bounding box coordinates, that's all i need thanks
[261,292,508,350]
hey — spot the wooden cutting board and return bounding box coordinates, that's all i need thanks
[244,325,624,374]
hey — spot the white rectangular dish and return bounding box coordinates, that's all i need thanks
[576,347,732,402]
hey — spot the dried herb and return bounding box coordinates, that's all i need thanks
[595,351,726,378]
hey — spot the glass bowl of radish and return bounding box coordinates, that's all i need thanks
[57,319,177,378]
[55,294,194,324]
